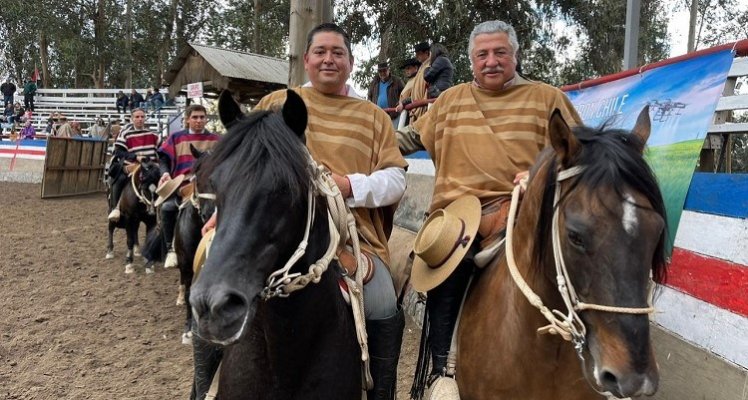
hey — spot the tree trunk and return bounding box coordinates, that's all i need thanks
[126,0,133,87]
[94,0,106,88]
[253,0,262,53]
[39,31,51,88]
[687,0,698,52]
[288,0,333,87]
[158,0,180,86]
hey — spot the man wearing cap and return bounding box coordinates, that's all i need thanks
[157,104,220,268]
[398,20,581,393]
[367,61,404,121]
[402,41,431,123]
[397,58,422,126]
[108,108,161,222]
[254,22,408,400]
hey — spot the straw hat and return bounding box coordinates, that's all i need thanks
[193,228,215,277]
[410,195,481,292]
[154,174,186,207]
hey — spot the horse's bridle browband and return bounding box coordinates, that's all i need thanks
[505,164,655,353]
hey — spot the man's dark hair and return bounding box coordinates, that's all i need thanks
[185,104,207,118]
[305,22,352,56]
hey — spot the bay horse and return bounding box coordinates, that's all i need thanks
[189,90,361,399]
[456,107,667,399]
[105,158,161,274]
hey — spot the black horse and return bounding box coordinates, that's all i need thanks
[189,90,361,399]
[106,158,161,274]
[174,146,216,342]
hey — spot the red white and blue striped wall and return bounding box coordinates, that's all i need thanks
[0,140,47,160]
[653,172,747,370]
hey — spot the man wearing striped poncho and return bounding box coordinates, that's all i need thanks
[397,20,582,396]
[108,108,160,222]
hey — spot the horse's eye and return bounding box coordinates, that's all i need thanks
[568,230,585,249]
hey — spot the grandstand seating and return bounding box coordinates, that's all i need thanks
[2,88,185,139]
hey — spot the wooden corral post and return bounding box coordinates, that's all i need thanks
[288,0,333,87]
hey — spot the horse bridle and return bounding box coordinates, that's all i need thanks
[129,163,156,210]
[505,164,655,356]
[255,149,375,390]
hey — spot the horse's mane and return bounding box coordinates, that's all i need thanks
[206,110,311,204]
[534,125,668,283]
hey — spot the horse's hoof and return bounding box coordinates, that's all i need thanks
[133,245,141,257]
[124,264,136,274]
[105,252,114,260]
[176,285,185,306]
[144,266,155,274]
[181,332,193,346]
[164,251,178,269]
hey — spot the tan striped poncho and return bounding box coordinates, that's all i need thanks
[256,87,408,264]
[409,59,431,122]
[413,78,581,212]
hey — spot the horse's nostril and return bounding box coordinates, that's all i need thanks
[211,291,249,322]
[600,369,618,389]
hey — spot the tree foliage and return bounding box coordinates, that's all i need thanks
[0,0,740,90]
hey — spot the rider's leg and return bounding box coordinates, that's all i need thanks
[108,173,127,222]
[364,256,404,400]
[425,260,473,380]
[161,196,179,268]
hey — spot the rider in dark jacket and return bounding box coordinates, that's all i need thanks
[424,43,454,99]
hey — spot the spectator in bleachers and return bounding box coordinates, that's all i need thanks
[22,108,32,123]
[20,119,35,140]
[1,79,16,109]
[51,113,67,136]
[90,118,107,138]
[129,89,145,112]
[149,88,165,113]
[3,104,14,125]
[14,103,25,127]
[116,91,129,114]
[22,79,36,111]
[57,119,82,138]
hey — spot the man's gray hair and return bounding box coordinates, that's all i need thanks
[468,20,520,58]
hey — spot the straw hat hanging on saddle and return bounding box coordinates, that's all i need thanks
[154,174,186,207]
[410,195,481,293]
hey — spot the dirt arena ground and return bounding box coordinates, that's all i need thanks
[0,182,419,399]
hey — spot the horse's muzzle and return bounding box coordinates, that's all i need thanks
[190,285,250,345]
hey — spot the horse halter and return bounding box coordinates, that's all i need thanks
[505,164,655,354]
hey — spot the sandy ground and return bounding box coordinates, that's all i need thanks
[0,182,419,399]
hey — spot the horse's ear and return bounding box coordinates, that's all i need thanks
[218,90,243,129]
[190,143,203,159]
[548,109,580,168]
[282,90,307,138]
[631,105,651,153]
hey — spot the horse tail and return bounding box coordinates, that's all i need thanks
[143,225,166,262]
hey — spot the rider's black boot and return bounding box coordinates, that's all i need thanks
[367,307,405,400]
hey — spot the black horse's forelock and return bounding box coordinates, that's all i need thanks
[207,109,311,204]
[533,125,668,283]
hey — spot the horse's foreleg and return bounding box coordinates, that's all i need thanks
[106,222,115,259]
[133,223,142,257]
[124,222,137,274]
[143,221,157,274]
